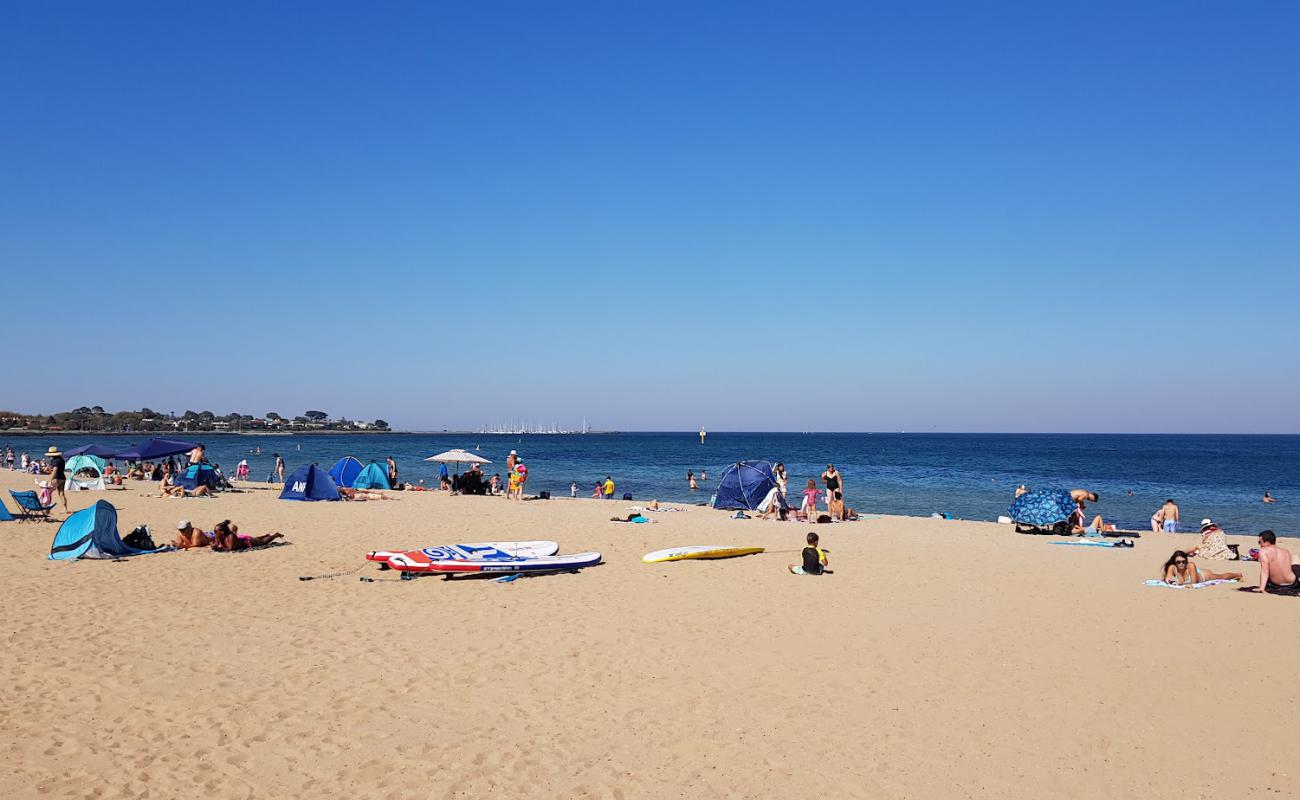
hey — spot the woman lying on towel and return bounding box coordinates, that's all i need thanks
[337,487,399,501]
[1161,550,1242,586]
[1069,507,1116,535]
[212,520,283,552]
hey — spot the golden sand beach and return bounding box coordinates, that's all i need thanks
[1,470,1295,799]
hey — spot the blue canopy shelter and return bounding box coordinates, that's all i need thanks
[64,444,123,458]
[114,438,198,461]
[49,500,166,560]
[352,462,391,490]
[280,464,340,501]
[328,456,364,489]
[712,460,779,510]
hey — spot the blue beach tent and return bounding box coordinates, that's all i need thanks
[328,456,364,489]
[279,463,340,501]
[712,461,779,510]
[0,499,13,522]
[352,462,390,490]
[49,500,164,560]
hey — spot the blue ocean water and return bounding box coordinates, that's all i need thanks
[11,432,1300,535]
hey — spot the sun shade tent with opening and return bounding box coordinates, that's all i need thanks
[352,462,391,490]
[328,456,364,489]
[49,500,166,560]
[279,464,340,501]
[712,460,779,510]
[64,455,107,491]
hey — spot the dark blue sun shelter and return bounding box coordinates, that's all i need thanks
[712,460,779,510]
[280,464,340,501]
[113,438,199,461]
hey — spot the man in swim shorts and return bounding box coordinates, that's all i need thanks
[1250,530,1299,594]
[1159,499,1180,533]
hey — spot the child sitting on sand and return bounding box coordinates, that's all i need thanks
[789,531,829,575]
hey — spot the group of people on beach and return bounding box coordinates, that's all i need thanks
[755,463,857,522]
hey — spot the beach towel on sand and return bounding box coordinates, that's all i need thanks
[1144,579,1237,590]
[1050,540,1129,548]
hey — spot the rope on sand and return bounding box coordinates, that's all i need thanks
[298,564,365,581]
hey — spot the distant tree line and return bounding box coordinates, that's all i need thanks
[0,407,391,433]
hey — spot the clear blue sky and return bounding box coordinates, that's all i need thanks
[3,2,1297,432]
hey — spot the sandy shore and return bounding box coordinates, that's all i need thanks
[1,469,1295,799]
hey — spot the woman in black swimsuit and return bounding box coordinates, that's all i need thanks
[821,464,841,511]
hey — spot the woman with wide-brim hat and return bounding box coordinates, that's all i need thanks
[44,446,68,513]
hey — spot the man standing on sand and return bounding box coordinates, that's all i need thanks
[1151,499,1180,533]
[386,456,399,489]
[603,476,615,500]
[1250,531,1299,594]
[506,450,517,477]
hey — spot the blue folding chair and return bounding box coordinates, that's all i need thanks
[9,490,56,522]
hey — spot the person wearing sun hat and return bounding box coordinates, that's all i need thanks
[1187,518,1239,561]
[44,445,68,513]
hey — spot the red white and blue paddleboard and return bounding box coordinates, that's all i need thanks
[389,551,602,574]
[367,541,559,569]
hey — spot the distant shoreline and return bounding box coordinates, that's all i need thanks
[0,429,397,437]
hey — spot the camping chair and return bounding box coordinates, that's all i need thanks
[9,490,56,522]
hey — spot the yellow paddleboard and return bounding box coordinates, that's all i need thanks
[641,546,765,563]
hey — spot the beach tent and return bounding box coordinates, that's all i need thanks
[0,499,13,522]
[114,438,198,461]
[279,464,340,501]
[175,464,220,492]
[328,456,364,489]
[712,461,779,510]
[64,454,107,491]
[64,444,122,458]
[352,462,390,490]
[49,500,164,560]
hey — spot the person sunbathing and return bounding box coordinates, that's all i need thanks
[1069,506,1115,535]
[338,487,398,501]
[211,520,283,551]
[1161,550,1242,585]
[171,520,213,549]
[159,474,186,498]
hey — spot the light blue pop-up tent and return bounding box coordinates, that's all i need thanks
[352,462,390,490]
[49,500,165,560]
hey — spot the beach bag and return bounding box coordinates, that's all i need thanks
[622,493,633,501]
[539,491,551,500]
[123,525,156,551]
[816,514,832,524]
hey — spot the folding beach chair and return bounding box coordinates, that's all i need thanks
[9,490,56,522]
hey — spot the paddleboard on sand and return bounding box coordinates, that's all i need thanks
[367,541,559,567]
[390,551,603,574]
[642,546,765,563]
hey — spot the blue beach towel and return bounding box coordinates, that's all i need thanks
[1144,579,1237,589]
[1049,540,1119,548]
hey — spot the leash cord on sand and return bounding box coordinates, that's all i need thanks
[298,564,365,581]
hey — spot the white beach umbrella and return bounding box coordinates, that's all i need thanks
[424,448,491,473]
